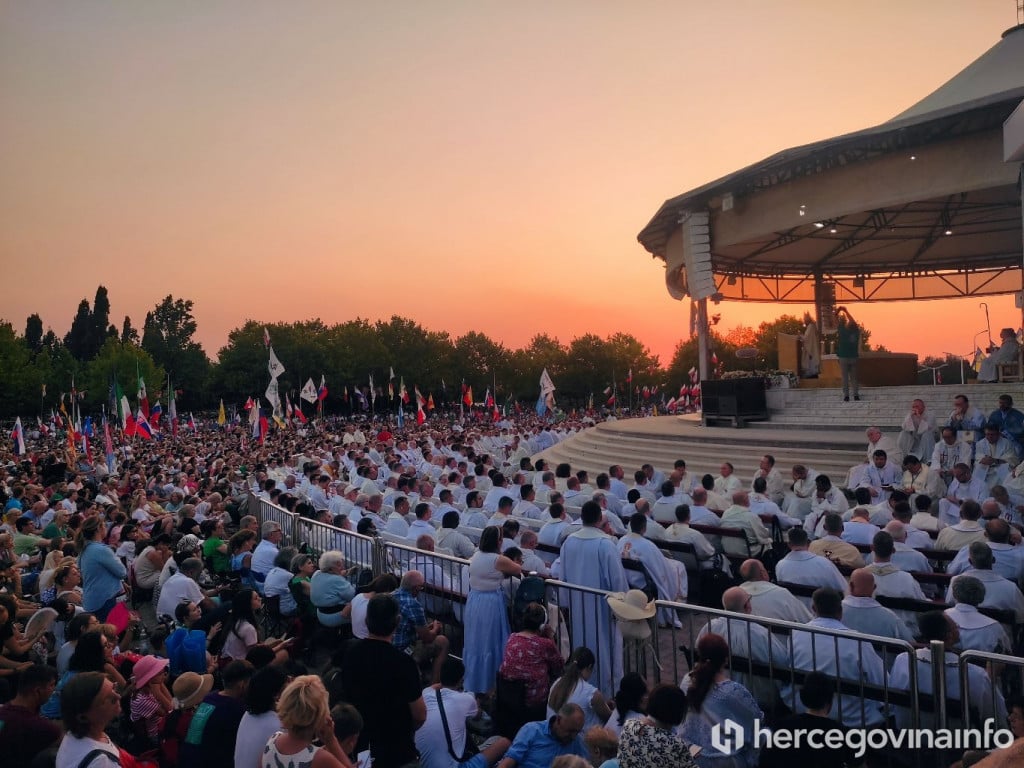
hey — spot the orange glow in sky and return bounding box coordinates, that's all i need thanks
[1,2,1020,368]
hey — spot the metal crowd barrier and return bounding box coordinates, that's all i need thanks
[254,496,1018,759]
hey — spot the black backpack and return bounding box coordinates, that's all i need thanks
[512,575,547,630]
[694,554,737,608]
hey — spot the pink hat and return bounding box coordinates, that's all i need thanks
[132,655,169,688]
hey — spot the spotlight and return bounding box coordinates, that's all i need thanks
[945,229,953,236]
[814,222,825,229]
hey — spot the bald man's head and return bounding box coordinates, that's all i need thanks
[849,568,875,598]
[739,559,768,582]
[884,520,906,543]
[722,586,751,613]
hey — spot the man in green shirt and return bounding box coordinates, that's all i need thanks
[836,306,861,402]
[201,518,230,575]
[13,516,50,560]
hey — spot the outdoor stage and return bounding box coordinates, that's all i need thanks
[536,382,1024,484]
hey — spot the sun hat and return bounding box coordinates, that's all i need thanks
[606,590,658,641]
[606,589,657,622]
[171,671,215,709]
[132,655,169,688]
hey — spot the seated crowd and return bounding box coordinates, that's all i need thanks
[2,392,1024,767]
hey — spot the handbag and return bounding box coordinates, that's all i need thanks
[435,688,479,763]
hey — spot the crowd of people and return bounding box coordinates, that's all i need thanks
[2,389,1024,767]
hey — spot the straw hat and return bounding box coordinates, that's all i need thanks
[172,671,215,709]
[132,655,169,689]
[606,590,657,621]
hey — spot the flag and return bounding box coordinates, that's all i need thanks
[416,400,426,425]
[711,352,719,366]
[389,367,396,397]
[355,388,368,410]
[389,366,396,381]
[342,385,348,402]
[114,380,133,432]
[150,401,163,427]
[244,396,254,411]
[400,378,409,404]
[268,346,286,379]
[607,391,616,405]
[66,424,77,464]
[369,374,376,405]
[294,403,307,424]
[263,327,271,348]
[41,383,46,399]
[259,411,269,445]
[300,378,318,404]
[666,397,677,411]
[37,416,48,436]
[135,411,154,440]
[83,416,94,438]
[441,378,446,392]
[539,368,556,414]
[937,370,943,384]
[249,398,260,428]
[168,383,178,438]
[265,378,282,416]
[484,389,494,407]
[318,376,328,401]
[688,366,698,383]
[397,403,405,429]
[427,394,435,411]
[53,407,63,430]
[626,369,633,383]
[188,412,197,432]
[973,348,985,373]
[492,399,500,422]
[137,372,149,420]
[415,386,426,408]
[463,385,473,407]
[11,417,25,456]
[284,393,294,419]
[588,393,594,411]
[104,419,115,473]
[218,400,227,426]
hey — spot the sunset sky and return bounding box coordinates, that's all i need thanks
[1,1,1021,369]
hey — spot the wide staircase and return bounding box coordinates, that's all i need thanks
[535,382,1024,484]
[761,381,1024,431]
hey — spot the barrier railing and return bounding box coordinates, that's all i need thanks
[959,649,1024,728]
[257,495,299,543]
[254,497,1022,755]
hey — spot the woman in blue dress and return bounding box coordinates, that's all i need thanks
[463,526,523,696]
[679,633,763,768]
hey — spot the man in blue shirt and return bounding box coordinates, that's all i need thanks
[496,704,587,768]
[392,570,449,684]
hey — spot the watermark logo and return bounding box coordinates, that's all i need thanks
[709,718,1015,759]
[710,719,744,754]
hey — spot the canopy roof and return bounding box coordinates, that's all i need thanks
[638,24,1024,304]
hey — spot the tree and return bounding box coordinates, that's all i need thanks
[120,316,138,345]
[753,315,804,370]
[24,314,43,354]
[0,322,40,416]
[141,296,210,407]
[82,338,164,415]
[453,332,511,399]
[90,286,115,352]
[64,299,92,360]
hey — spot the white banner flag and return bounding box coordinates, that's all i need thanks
[268,346,286,379]
[300,378,318,404]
